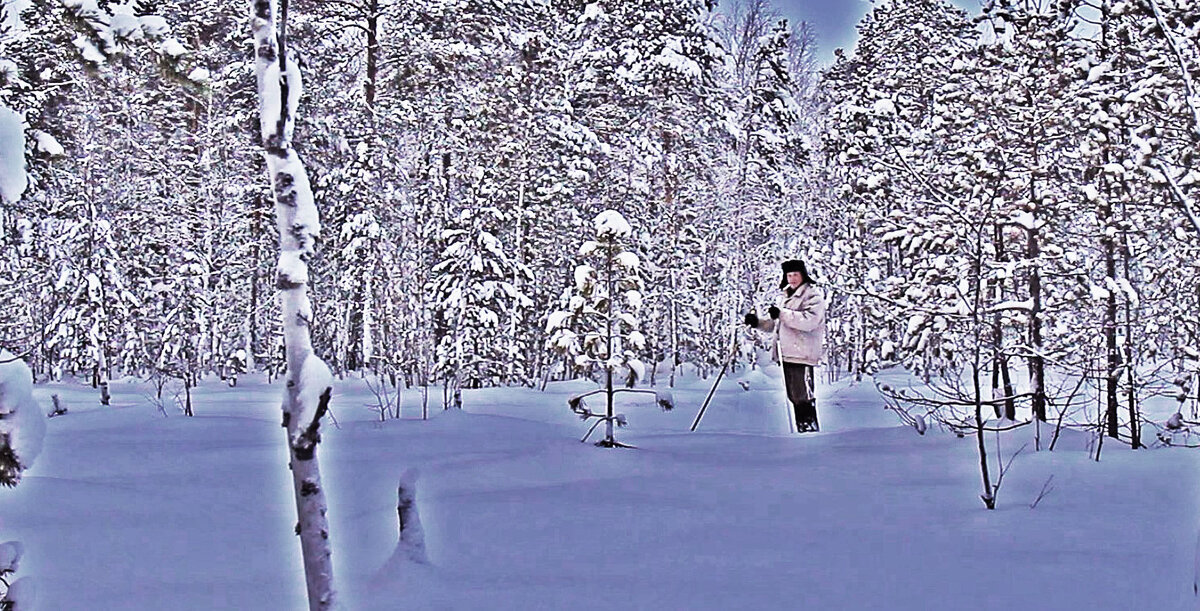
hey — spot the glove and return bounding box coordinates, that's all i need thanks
[768,306,780,319]
[743,312,758,327]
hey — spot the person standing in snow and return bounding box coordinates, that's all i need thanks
[743,259,827,433]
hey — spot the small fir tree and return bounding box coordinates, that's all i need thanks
[547,210,671,448]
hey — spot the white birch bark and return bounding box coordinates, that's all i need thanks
[250,1,336,608]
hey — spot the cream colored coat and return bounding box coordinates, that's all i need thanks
[755,283,826,366]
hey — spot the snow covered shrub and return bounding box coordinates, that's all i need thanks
[0,353,44,610]
[547,211,670,447]
[0,351,44,487]
[0,540,33,609]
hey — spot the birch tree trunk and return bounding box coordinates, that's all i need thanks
[250,1,337,608]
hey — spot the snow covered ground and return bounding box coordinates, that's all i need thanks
[2,364,1197,610]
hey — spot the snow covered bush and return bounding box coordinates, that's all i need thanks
[0,350,44,488]
[0,540,33,609]
[547,210,670,447]
[0,352,44,609]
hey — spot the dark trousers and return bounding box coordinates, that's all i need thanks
[782,362,818,432]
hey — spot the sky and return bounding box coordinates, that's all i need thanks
[771,0,983,65]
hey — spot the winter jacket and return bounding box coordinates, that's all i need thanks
[755,283,826,366]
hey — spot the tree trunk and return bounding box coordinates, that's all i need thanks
[1101,197,1121,439]
[1026,201,1046,421]
[251,1,336,608]
[249,251,260,365]
[362,268,374,372]
[990,223,1015,420]
[601,242,618,447]
[972,237,995,510]
[183,373,193,417]
[1120,212,1142,449]
[364,0,378,109]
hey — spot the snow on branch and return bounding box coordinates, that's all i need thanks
[60,0,199,77]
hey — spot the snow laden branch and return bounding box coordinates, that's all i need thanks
[251,1,335,609]
[1151,159,1200,237]
[58,0,197,72]
[1144,0,1200,142]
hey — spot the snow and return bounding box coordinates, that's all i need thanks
[0,59,17,82]
[2,369,1196,609]
[0,104,26,204]
[615,250,639,269]
[186,67,211,83]
[277,251,309,286]
[581,2,603,22]
[138,15,170,38]
[593,209,632,239]
[872,98,897,115]
[31,131,63,157]
[108,5,141,42]
[255,60,283,142]
[573,264,593,290]
[61,0,100,15]
[655,43,702,80]
[1012,210,1041,230]
[73,35,106,64]
[292,353,332,431]
[988,299,1033,312]
[1,577,34,609]
[626,357,645,381]
[159,38,187,57]
[628,330,646,349]
[623,290,644,312]
[0,541,22,573]
[1,1,24,30]
[271,154,319,246]
[1086,61,1112,83]
[545,310,571,333]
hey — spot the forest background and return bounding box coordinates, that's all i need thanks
[2,0,1200,453]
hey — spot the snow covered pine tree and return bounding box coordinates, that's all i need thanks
[547,210,672,447]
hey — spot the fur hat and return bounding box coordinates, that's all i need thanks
[782,259,806,274]
[779,259,810,289]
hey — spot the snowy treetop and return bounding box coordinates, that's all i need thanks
[594,210,632,239]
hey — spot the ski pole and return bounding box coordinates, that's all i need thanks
[690,327,740,431]
[773,308,796,433]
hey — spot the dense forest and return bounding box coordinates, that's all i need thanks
[1,0,1198,448]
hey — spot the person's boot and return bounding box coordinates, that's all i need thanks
[793,402,811,433]
[795,400,819,433]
